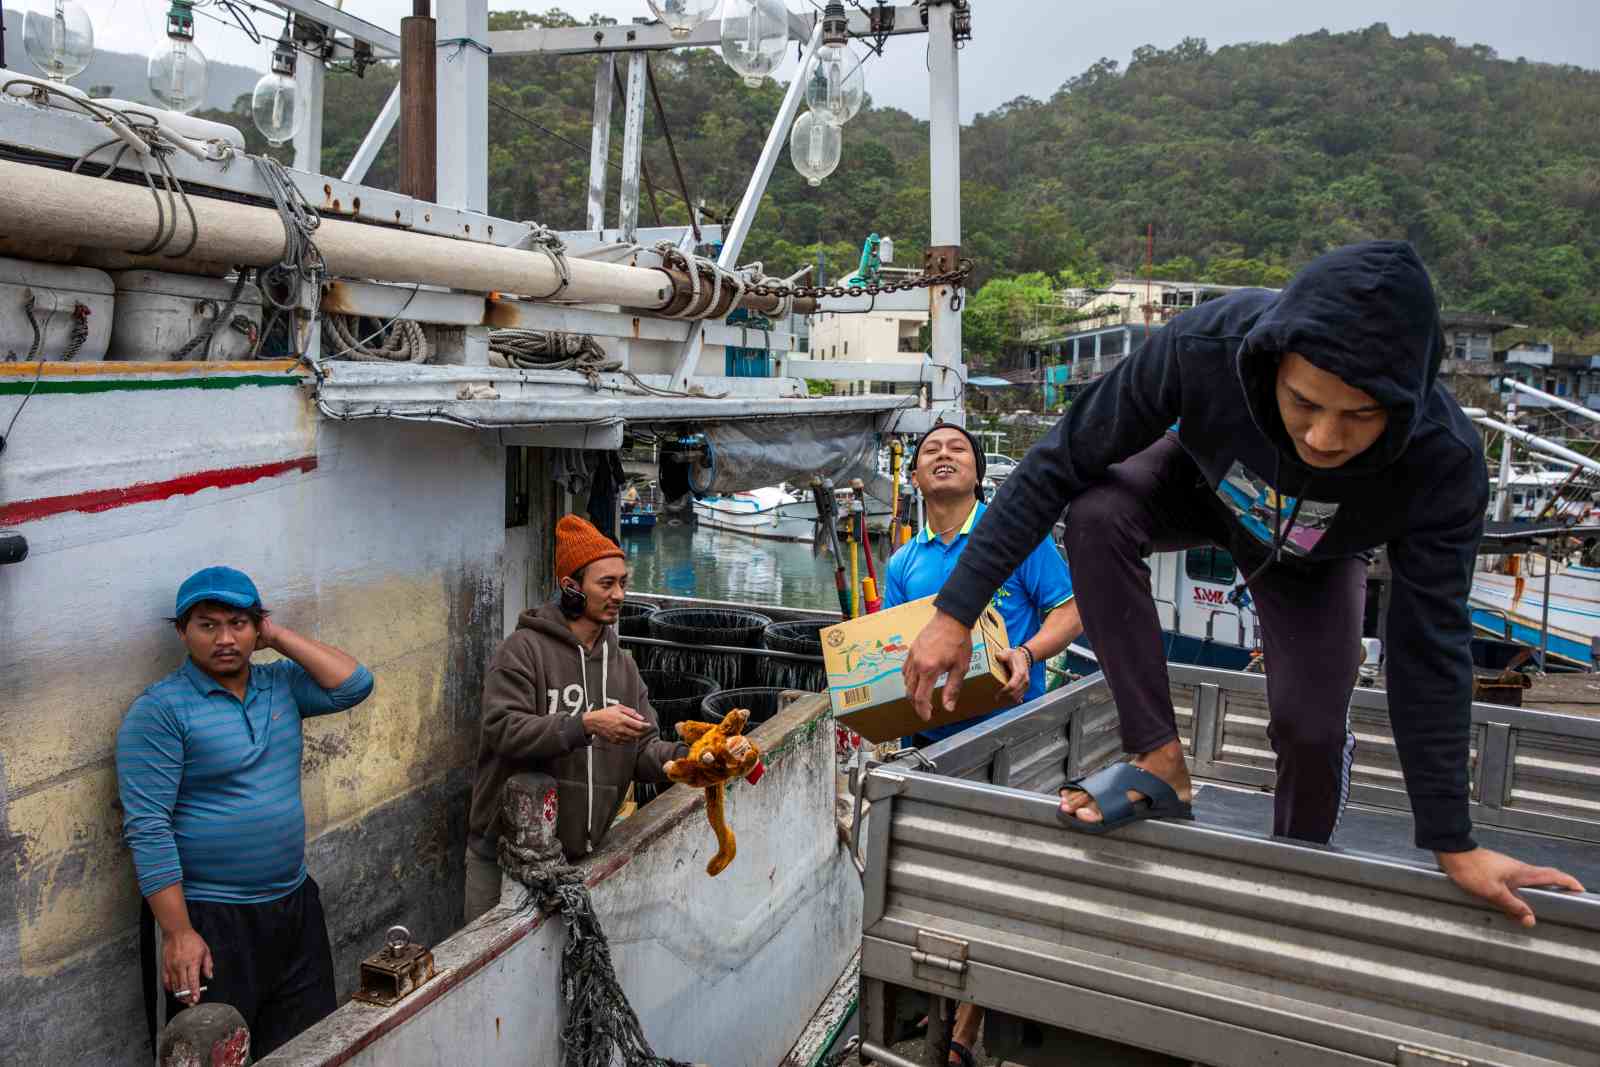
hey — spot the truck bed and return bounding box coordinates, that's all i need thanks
[1195,781,1600,887]
[855,665,1600,1067]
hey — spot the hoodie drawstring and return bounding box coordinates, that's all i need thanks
[1244,453,1307,588]
[575,640,613,855]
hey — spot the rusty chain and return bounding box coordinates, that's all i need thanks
[742,258,974,303]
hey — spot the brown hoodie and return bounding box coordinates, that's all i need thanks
[467,600,687,862]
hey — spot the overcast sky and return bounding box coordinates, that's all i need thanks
[81,0,1600,120]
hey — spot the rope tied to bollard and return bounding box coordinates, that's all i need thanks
[499,774,691,1067]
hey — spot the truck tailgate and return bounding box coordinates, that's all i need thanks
[859,768,1600,1067]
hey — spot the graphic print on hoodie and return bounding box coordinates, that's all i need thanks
[468,600,686,862]
[935,241,1488,853]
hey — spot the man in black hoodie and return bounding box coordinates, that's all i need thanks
[904,241,1583,924]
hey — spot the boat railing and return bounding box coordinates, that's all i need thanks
[1474,604,1515,640]
[1204,607,1245,646]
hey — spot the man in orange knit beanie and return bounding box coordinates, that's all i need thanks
[463,515,686,921]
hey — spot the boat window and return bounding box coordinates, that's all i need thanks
[1185,546,1237,584]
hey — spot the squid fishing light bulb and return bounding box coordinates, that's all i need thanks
[252,28,301,145]
[148,0,208,113]
[791,109,841,187]
[718,0,787,88]
[646,0,718,38]
[22,0,94,82]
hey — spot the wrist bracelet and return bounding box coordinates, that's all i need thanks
[1018,645,1035,670]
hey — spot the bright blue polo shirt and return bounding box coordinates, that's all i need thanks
[882,501,1074,742]
[116,657,374,904]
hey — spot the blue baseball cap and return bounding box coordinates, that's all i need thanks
[175,566,262,617]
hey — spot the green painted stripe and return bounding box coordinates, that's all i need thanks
[0,374,302,396]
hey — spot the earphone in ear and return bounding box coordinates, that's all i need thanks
[558,579,588,620]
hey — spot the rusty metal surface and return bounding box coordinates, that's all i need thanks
[353,926,438,1008]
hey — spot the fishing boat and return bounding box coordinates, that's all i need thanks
[620,504,658,533]
[694,483,896,543]
[0,0,968,1057]
[1471,556,1600,669]
[692,484,801,535]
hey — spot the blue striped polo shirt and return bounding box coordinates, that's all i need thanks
[116,657,375,903]
[883,501,1074,742]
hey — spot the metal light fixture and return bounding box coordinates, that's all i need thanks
[22,0,94,83]
[718,0,787,88]
[790,109,840,186]
[251,21,301,145]
[645,0,717,39]
[805,1,864,126]
[148,0,208,113]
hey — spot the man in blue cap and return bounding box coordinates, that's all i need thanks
[117,567,375,1057]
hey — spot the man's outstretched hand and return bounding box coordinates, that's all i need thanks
[1437,847,1585,926]
[903,611,973,721]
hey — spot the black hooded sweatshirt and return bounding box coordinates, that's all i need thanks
[937,241,1486,853]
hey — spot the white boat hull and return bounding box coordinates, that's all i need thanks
[263,701,858,1067]
[1471,562,1599,667]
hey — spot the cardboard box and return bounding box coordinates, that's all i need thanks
[820,595,1011,743]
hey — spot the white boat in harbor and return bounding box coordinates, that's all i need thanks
[693,485,803,537]
[694,485,896,543]
[1471,558,1600,668]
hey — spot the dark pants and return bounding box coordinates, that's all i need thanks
[1062,436,1366,844]
[142,876,338,1059]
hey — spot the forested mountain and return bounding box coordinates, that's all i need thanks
[74,10,1600,342]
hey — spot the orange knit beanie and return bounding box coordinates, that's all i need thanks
[555,514,624,581]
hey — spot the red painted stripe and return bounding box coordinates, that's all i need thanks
[0,456,318,525]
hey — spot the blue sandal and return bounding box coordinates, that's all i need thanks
[1057,761,1193,834]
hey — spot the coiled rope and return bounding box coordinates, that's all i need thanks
[323,313,432,363]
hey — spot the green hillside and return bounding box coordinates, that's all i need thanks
[200,13,1600,341]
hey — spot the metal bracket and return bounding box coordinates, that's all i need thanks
[848,758,872,879]
[912,929,969,989]
[353,925,437,1007]
[924,244,962,275]
[865,2,896,55]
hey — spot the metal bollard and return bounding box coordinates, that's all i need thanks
[157,1002,249,1067]
[501,771,564,867]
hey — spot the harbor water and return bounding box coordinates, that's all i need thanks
[623,520,848,613]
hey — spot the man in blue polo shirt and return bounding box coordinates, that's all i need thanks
[117,567,374,1057]
[886,424,1082,745]
[884,424,1082,1063]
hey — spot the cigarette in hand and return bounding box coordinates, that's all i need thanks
[173,985,208,998]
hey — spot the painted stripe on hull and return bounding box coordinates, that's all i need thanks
[1471,609,1592,665]
[0,367,303,396]
[0,456,318,525]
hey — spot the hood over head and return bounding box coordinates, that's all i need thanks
[1238,240,1444,476]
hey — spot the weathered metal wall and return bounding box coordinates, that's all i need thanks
[0,362,504,1063]
[262,699,860,1067]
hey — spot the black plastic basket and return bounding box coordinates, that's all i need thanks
[760,620,829,692]
[618,601,658,637]
[639,670,720,739]
[646,607,772,690]
[699,686,799,730]
[633,669,720,807]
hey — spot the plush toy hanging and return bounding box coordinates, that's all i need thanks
[665,708,765,876]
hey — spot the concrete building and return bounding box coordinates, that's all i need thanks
[801,272,930,397]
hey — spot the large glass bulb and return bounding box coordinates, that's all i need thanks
[22,0,95,83]
[790,109,841,187]
[718,0,787,88]
[645,0,717,38]
[804,40,865,126]
[148,35,208,113]
[251,71,300,145]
